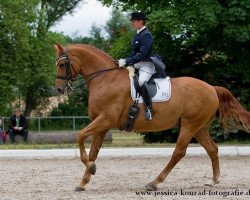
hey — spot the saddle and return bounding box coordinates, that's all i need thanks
[130,75,171,103]
[121,57,171,132]
[131,56,171,103]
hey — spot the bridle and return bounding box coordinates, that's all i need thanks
[55,48,119,90]
[55,49,78,91]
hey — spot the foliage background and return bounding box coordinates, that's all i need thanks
[0,0,249,142]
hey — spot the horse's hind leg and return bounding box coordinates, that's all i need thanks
[145,128,194,191]
[194,130,220,186]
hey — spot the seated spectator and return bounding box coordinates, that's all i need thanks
[0,117,2,143]
[8,109,28,143]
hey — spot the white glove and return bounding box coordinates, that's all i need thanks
[118,59,126,67]
[18,127,23,131]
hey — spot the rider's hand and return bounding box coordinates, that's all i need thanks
[118,59,126,67]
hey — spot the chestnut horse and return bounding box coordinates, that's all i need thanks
[54,42,250,191]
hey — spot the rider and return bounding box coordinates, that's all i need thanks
[118,11,155,121]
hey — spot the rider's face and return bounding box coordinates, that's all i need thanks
[131,20,144,30]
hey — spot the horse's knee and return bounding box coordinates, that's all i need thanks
[77,133,87,144]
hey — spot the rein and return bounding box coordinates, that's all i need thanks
[81,67,119,87]
[56,48,119,90]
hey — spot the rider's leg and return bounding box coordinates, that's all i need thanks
[134,61,155,120]
[140,81,153,120]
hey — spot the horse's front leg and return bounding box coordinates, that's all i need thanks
[75,117,110,191]
[88,131,107,165]
[77,131,107,191]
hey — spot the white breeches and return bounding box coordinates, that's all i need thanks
[134,61,155,86]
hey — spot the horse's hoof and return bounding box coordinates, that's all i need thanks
[74,187,86,192]
[205,179,220,187]
[89,162,96,175]
[145,182,158,191]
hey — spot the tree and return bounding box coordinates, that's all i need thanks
[98,0,250,142]
[64,8,133,57]
[99,0,250,88]
[0,0,41,115]
[0,0,83,116]
[50,88,88,116]
[88,24,107,50]
[104,8,131,43]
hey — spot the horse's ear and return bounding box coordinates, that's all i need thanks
[53,44,59,53]
[54,42,64,54]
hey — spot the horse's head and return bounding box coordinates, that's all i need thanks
[53,42,79,94]
[54,42,120,94]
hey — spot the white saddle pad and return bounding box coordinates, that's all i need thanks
[130,76,171,103]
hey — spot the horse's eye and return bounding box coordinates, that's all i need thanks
[59,63,64,68]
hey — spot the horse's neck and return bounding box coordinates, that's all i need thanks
[71,45,116,87]
[75,45,115,76]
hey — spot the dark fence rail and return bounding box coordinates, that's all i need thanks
[1,116,113,144]
[1,116,90,133]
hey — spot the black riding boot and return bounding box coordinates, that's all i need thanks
[140,82,153,120]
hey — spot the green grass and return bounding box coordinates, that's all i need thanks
[0,130,249,149]
[0,143,77,149]
[0,131,170,149]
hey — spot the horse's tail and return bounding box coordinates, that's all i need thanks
[214,86,250,133]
